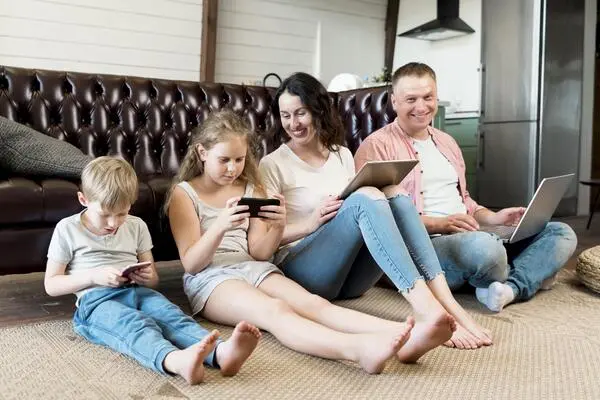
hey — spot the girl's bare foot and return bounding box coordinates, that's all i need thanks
[163,329,219,385]
[216,321,262,377]
[397,312,456,363]
[357,322,413,374]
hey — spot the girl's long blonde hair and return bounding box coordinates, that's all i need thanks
[164,109,264,213]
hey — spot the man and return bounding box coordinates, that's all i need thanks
[354,62,577,312]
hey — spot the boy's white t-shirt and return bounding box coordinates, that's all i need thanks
[412,136,467,217]
[259,143,355,263]
[47,211,153,300]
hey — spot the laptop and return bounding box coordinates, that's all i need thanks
[479,173,574,243]
[339,160,419,199]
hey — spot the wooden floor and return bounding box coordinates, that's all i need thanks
[0,216,598,328]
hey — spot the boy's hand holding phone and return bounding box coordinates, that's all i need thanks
[91,266,130,287]
[124,261,156,286]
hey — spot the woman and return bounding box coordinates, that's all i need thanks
[258,72,491,349]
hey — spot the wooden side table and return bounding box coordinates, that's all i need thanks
[581,179,600,229]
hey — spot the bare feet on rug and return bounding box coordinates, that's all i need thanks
[163,329,219,385]
[439,295,493,348]
[215,321,262,377]
[396,312,456,363]
[443,324,489,349]
[476,281,516,313]
[357,322,413,374]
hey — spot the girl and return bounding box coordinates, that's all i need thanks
[166,110,449,373]
[258,72,492,350]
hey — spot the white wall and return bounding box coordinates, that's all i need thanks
[0,0,386,86]
[0,0,202,81]
[216,0,387,86]
[393,0,481,113]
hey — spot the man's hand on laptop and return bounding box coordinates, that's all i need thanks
[423,214,480,234]
[485,207,526,226]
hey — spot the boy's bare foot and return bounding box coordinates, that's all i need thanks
[396,312,455,363]
[215,321,261,377]
[163,329,219,385]
[357,321,413,374]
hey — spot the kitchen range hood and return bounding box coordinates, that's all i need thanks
[398,0,474,41]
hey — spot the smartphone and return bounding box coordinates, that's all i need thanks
[235,197,280,218]
[121,261,152,277]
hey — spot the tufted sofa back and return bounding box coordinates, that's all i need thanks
[0,66,396,170]
[0,65,397,274]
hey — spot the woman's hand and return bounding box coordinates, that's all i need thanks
[306,195,343,234]
[257,193,287,229]
[214,196,251,233]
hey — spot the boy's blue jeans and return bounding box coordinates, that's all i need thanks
[280,193,443,300]
[430,222,577,301]
[73,285,219,374]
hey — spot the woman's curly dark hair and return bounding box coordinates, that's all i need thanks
[271,72,345,151]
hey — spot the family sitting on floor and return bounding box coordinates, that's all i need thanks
[7,63,576,383]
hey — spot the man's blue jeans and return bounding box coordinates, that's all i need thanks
[73,286,219,374]
[429,222,577,301]
[280,193,443,300]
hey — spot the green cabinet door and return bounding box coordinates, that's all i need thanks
[444,117,479,200]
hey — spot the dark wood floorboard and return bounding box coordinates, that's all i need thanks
[0,216,598,328]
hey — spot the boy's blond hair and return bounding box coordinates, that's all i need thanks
[80,156,138,210]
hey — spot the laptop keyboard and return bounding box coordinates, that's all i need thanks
[479,225,516,239]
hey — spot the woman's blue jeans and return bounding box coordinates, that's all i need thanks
[280,193,443,300]
[73,285,219,374]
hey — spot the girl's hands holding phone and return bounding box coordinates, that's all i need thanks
[256,193,286,229]
[215,196,250,232]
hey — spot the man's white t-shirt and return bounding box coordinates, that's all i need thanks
[412,136,467,217]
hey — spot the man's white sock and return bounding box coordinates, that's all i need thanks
[476,282,515,312]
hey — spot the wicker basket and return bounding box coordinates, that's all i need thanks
[576,245,600,294]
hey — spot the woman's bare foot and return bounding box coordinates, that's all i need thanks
[443,324,482,349]
[356,322,413,374]
[396,312,456,363]
[444,298,493,346]
[163,329,220,385]
[215,321,262,377]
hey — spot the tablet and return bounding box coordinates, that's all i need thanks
[339,160,419,199]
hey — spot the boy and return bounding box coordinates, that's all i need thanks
[44,156,261,384]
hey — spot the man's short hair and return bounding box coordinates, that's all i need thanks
[392,62,437,87]
[80,156,138,210]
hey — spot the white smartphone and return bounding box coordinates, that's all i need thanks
[121,261,152,277]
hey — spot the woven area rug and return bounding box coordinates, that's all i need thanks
[2,269,600,400]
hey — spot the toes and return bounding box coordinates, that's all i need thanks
[443,339,455,348]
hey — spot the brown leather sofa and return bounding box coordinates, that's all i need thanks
[0,65,395,275]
